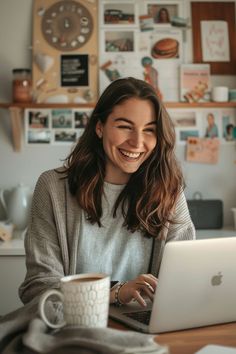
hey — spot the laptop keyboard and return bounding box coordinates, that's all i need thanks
[123,310,151,325]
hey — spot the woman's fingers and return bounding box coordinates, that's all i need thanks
[118,274,158,306]
[135,281,155,301]
[133,290,147,307]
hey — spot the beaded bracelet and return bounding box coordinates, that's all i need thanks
[114,281,128,307]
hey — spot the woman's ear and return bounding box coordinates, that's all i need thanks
[95,121,103,138]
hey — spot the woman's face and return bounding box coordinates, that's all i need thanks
[207,114,215,126]
[96,97,157,184]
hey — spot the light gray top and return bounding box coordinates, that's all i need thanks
[76,182,153,281]
[19,169,195,305]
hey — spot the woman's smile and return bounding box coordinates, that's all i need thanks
[118,148,143,160]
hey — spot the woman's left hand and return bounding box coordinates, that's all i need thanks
[117,273,158,307]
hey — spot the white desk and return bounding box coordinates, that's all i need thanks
[0,228,235,316]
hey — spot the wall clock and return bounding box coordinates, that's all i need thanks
[41,0,94,51]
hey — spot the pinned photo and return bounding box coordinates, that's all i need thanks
[52,109,73,128]
[27,130,51,144]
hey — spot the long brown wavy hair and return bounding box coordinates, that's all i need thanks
[62,77,184,238]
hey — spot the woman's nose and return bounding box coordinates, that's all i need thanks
[128,131,143,148]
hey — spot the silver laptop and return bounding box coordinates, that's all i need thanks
[109,237,236,333]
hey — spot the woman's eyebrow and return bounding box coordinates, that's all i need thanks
[114,118,156,126]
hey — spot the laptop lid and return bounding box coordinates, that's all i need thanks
[109,237,236,333]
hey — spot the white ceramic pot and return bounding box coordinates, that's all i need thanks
[0,184,32,230]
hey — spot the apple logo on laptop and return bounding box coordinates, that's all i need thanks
[211,272,223,286]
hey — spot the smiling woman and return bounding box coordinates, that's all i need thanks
[95,97,157,184]
[19,77,195,310]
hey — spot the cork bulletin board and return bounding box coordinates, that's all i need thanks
[32,0,98,103]
[191,1,236,75]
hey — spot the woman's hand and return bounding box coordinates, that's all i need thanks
[117,274,158,307]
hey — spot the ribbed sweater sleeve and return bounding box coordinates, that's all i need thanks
[19,170,71,304]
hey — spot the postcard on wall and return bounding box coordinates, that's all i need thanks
[102,2,137,26]
[151,29,183,60]
[170,111,197,128]
[146,1,180,25]
[103,30,136,52]
[201,21,230,62]
[186,137,220,164]
[24,109,51,144]
[221,109,236,142]
[180,64,211,102]
[201,111,221,139]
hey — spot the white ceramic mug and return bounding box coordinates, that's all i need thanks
[39,273,110,329]
[212,86,229,102]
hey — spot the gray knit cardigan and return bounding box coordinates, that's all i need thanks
[19,169,195,305]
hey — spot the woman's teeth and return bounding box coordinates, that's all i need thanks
[119,149,141,158]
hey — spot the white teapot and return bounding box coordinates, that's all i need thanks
[0,184,33,230]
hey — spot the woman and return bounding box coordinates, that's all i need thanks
[19,77,195,308]
[157,7,170,23]
[205,113,219,138]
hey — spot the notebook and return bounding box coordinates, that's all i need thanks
[109,237,236,333]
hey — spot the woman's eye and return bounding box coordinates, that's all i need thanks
[144,128,156,134]
[117,125,132,130]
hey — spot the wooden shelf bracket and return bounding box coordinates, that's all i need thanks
[9,107,23,152]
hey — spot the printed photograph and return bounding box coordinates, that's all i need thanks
[221,110,236,142]
[180,64,211,102]
[74,111,91,129]
[52,109,73,128]
[103,3,135,25]
[27,130,51,144]
[104,31,135,52]
[54,130,77,143]
[147,3,178,24]
[26,109,50,129]
[151,30,182,60]
[202,111,220,139]
[170,111,197,127]
[179,130,199,142]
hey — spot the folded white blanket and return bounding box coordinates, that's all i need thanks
[0,302,168,354]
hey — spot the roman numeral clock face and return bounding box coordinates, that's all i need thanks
[41,0,93,51]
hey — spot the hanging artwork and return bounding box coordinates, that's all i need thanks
[32,0,98,103]
[191,1,236,74]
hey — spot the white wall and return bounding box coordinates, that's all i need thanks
[0,0,236,226]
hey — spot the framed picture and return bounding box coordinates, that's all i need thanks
[191,2,236,74]
[101,1,137,26]
[145,0,182,25]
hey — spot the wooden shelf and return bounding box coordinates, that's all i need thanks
[1,101,236,151]
[1,101,236,109]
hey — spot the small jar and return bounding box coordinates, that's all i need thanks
[12,68,32,103]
